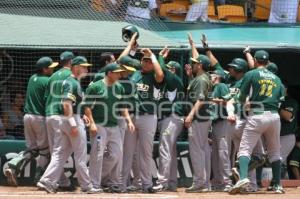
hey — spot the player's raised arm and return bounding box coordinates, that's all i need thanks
[243,46,255,69]
[201,34,219,67]
[142,48,164,83]
[188,33,199,59]
[118,32,139,59]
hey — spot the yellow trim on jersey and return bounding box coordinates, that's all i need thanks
[66,93,76,102]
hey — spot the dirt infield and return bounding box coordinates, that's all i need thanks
[0,187,300,199]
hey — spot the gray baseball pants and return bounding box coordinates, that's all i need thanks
[280,134,296,164]
[156,114,184,188]
[24,114,49,169]
[122,114,157,190]
[101,118,127,186]
[40,115,92,190]
[238,112,281,163]
[211,120,232,186]
[188,120,212,188]
[45,115,71,187]
[89,125,122,189]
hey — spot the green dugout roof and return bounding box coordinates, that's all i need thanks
[157,22,300,49]
[1,12,300,50]
[0,13,178,49]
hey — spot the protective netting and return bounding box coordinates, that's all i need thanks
[0,0,300,140]
[0,0,170,31]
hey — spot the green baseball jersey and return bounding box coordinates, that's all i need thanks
[280,96,299,136]
[93,72,105,83]
[211,82,230,120]
[24,74,49,116]
[186,73,212,121]
[214,63,236,87]
[238,67,284,112]
[158,56,185,118]
[228,78,246,117]
[45,67,72,116]
[61,76,83,115]
[119,77,136,113]
[84,79,125,127]
[130,70,163,115]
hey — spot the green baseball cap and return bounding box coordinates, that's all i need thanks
[210,70,224,77]
[60,51,74,61]
[131,59,142,70]
[190,55,211,68]
[36,56,59,69]
[254,50,269,61]
[266,62,278,74]
[227,58,248,73]
[103,63,126,73]
[166,61,180,70]
[118,56,137,72]
[71,56,92,67]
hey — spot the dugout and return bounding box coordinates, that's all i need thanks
[1,13,300,137]
[1,1,300,187]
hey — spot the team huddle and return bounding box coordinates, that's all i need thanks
[4,32,287,194]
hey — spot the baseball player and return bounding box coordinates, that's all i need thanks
[84,63,135,192]
[100,56,137,192]
[229,50,285,194]
[153,47,185,192]
[44,51,74,189]
[122,48,164,193]
[5,57,58,186]
[185,34,212,193]
[209,70,233,192]
[279,87,298,166]
[90,36,138,190]
[202,37,266,192]
[266,62,278,75]
[37,56,100,194]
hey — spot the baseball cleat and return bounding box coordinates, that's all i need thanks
[223,184,233,192]
[153,184,165,192]
[5,168,18,187]
[185,185,210,193]
[228,178,250,195]
[37,181,56,193]
[82,187,103,194]
[142,187,157,193]
[126,185,141,192]
[274,185,285,194]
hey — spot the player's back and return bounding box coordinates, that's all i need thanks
[45,67,71,116]
[24,74,49,116]
[245,68,284,112]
